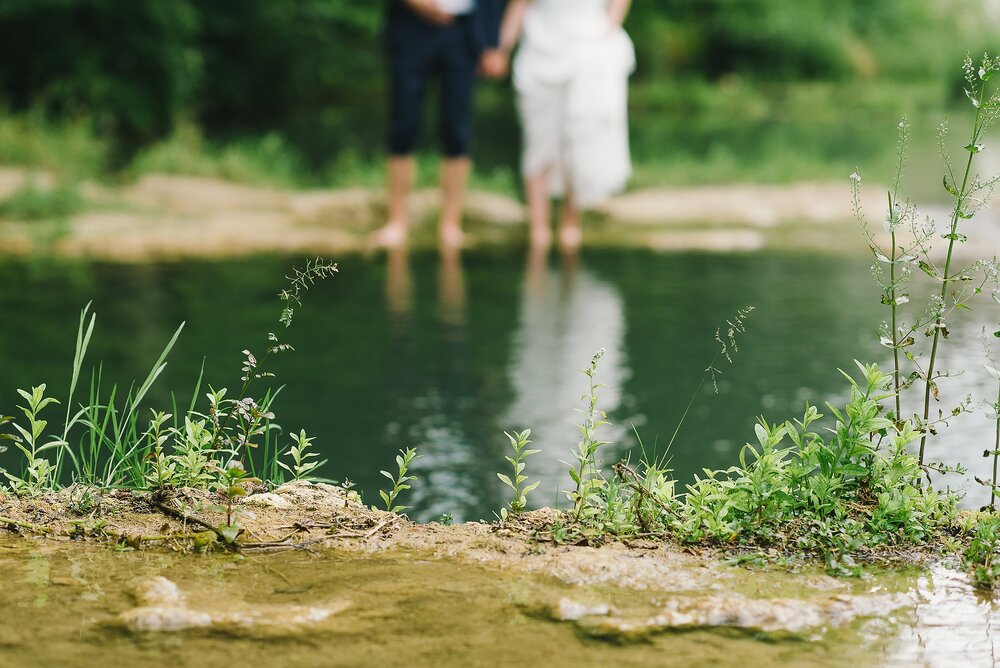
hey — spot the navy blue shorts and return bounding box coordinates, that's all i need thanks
[386,15,477,158]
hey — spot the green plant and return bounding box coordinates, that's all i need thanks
[278,429,327,482]
[916,55,1000,465]
[497,429,539,521]
[565,349,611,520]
[983,331,1000,510]
[665,306,754,452]
[964,515,1000,590]
[379,447,420,514]
[0,179,84,221]
[3,385,66,494]
[214,462,259,543]
[142,410,176,489]
[661,362,955,567]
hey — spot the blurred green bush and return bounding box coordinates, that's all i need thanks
[0,0,988,170]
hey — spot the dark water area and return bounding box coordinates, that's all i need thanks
[2,247,996,521]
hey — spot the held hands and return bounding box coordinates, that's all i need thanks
[405,0,453,26]
[479,49,509,79]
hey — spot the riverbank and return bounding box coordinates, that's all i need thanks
[0,479,985,659]
[4,166,985,261]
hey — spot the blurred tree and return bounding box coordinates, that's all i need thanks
[0,0,199,160]
[0,0,986,167]
[625,0,966,82]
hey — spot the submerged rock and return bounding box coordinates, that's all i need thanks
[119,576,349,634]
[574,592,912,639]
[133,576,184,607]
[551,598,613,621]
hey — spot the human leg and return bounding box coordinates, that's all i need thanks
[438,20,477,247]
[373,32,431,247]
[557,191,581,250]
[524,167,552,248]
[439,156,469,248]
[516,80,566,249]
[373,155,416,247]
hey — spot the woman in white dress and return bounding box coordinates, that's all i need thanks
[485,0,634,248]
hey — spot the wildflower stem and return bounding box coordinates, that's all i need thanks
[993,380,1000,511]
[665,361,712,453]
[888,191,902,421]
[919,80,986,466]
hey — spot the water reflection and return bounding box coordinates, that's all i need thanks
[6,249,1000,520]
[889,565,1000,666]
[500,246,629,507]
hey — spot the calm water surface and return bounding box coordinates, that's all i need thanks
[2,247,997,520]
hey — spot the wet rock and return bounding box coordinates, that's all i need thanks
[574,592,912,640]
[134,576,183,606]
[121,606,213,632]
[552,598,612,621]
[120,577,349,634]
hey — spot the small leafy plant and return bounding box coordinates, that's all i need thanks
[380,447,420,514]
[565,349,611,520]
[214,462,259,544]
[279,429,327,482]
[964,514,1000,590]
[3,385,66,494]
[497,429,539,520]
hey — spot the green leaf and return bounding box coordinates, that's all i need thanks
[218,525,241,544]
[918,260,939,279]
[965,143,985,154]
[497,473,514,487]
[943,175,959,196]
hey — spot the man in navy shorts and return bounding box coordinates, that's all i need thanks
[373,0,505,249]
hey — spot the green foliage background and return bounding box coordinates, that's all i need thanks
[0,0,990,173]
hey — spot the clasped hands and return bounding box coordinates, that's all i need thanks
[404,0,510,79]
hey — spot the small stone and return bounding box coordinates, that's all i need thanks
[242,493,291,509]
[133,576,184,607]
[552,598,612,621]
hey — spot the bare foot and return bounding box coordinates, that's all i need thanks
[439,225,464,249]
[370,222,407,249]
[558,224,582,251]
[530,226,552,249]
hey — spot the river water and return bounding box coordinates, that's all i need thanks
[2,246,999,521]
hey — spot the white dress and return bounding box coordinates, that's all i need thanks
[513,0,635,208]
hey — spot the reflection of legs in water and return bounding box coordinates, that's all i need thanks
[439,157,469,249]
[371,156,414,248]
[525,168,553,249]
[557,190,582,251]
[525,242,549,300]
[386,243,413,321]
[559,237,578,295]
[438,240,466,328]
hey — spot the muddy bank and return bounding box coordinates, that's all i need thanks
[1,167,971,261]
[0,481,951,637]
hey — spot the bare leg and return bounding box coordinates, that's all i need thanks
[371,156,414,247]
[439,157,470,248]
[524,168,553,248]
[557,191,582,250]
